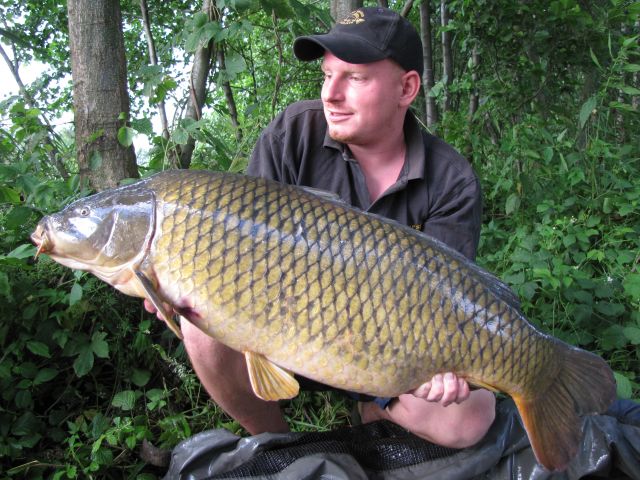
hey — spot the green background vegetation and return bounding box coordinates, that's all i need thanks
[0,0,639,477]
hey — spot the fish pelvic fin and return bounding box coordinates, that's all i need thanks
[134,270,183,340]
[513,343,616,472]
[245,351,299,401]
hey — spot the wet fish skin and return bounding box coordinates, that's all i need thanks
[31,170,616,472]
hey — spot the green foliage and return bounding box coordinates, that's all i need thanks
[472,34,640,400]
[1,0,639,477]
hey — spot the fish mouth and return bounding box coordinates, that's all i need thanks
[31,223,52,259]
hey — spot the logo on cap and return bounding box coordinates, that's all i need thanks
[339,9,365,25]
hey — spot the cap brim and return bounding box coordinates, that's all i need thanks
[293,33,387,65]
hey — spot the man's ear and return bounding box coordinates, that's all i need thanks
[400,70,421,107]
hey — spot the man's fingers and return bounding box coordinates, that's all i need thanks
[426,373,445,402]
[439,372,459,406]
[143,298,157,314]
[455,377,471,404]
[411,373,472,406]
[412,381,432,398]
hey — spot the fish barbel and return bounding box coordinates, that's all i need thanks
[31,169,615,471]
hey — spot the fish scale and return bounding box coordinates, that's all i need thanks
[32,169,616,471]
[150,171,537,391]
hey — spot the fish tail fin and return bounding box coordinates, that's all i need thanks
[513,343,616,472]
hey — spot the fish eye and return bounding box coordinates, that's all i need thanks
[79,207,90,217]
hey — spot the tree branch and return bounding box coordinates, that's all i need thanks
[0,42,69,179]
[139,0,170,141]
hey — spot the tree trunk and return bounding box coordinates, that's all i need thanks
[67,0,138,191]
[469,45,479,119]
[400,0,415,17]
[217,47,243,142]
[420,0,438,128]
[440,0,453,112]
[140,0,170,141]
[179,0,217,170]
[330,0,362,23]
[634,20,640,111]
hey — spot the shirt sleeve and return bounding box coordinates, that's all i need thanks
[422,175,482,261]
[247,128,285,182]
[247,109,301,185]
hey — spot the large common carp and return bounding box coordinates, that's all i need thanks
[31,169,615,471]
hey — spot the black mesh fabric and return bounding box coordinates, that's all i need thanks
[209,421,458,479]
[164,400,640,480]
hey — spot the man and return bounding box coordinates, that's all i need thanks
[153,7,496,449]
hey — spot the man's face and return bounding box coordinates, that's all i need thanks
[321,52,407,146]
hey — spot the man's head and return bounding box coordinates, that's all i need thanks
[293,8,422,147]
[293,7,423,77]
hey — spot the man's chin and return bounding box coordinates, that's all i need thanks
[328,128,355,144]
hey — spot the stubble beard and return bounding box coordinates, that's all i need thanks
[327,125,357,145]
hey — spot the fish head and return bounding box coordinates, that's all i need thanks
[31,184,156,284]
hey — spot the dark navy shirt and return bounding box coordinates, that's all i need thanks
[248,99,481,260]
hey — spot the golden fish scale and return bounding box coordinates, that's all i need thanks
[146,170,555,397]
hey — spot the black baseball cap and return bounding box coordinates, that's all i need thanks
[293,7,423,76]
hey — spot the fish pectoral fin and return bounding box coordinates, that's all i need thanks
[244,351,299,401]
[134,269,183,340]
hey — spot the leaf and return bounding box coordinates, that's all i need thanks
[27,341,51,358]
[614,371,632,399]
[8,243,36,259]
[589,48,602,69]
[91,331,109,358]
[5,206,33,229]
[579,96,597,129]
[505,193,520,215]
[112,390,137,410]
[131,368,151,387]
[622,326,640,345]
[73,347,94,377]
[91,413,110,437]
[11,412,42,436]
[131,117,154,135]
[69,283,83,306]
[609,101,637,112]
[0,186,21,203]
[617,85,640,95]
[172,126,189,145]
[623,64,640,72]
[594,301,625,317]
[33,368,59,385]
[622,35,639,48]
[623,273,640,300]
[223,53,247,77]
[117,126,135,147]
[89,151,102,171]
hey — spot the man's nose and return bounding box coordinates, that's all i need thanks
[321,77,343,103]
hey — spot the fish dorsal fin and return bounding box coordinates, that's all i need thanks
[244,351,299,401]
[472,268,522,312]
[134,269,183,340]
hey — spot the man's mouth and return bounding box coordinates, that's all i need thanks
[326,110,352,122]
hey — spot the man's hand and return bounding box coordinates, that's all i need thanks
[409,372,470,407]
[143,299,174,320]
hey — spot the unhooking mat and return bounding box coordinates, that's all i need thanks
[163,399,640,479]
